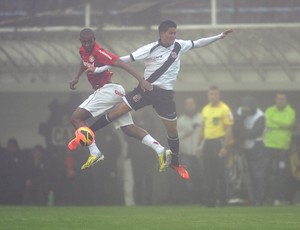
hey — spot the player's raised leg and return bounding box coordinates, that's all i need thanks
[69,107,104,169]
[68,107,91,151]
[162,119,190,180]
[121,124,172,172]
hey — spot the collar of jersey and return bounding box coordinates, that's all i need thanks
[158,39,173,48]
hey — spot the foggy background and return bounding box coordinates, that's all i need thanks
[0,0,300,206]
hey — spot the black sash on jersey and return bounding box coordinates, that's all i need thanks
[147,42,181,83]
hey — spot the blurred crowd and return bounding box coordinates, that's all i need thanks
[1,91,300,207]
[0,132,122,206]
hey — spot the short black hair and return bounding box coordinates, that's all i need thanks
[158,20,177,33]
[80,28,95,39]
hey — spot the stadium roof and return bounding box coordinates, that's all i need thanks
[0,24,300,92]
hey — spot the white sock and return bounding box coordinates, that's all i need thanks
[141,134,164,156]
[88,141,101,156]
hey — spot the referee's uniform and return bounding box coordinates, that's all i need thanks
[201,101,233,207]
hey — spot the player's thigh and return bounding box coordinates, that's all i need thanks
[71,107,92,121]
[113,112,134,129]
[79,84,125,117]
[160,118,178,138]
[152,89,177,121]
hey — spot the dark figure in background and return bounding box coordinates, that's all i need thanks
[91,125,123,205]
[289,136,300,204]
[177,97,204,204]
[39,96,81,205]
[23,145,53,205]
[127,109,157,205]
[1,138,28,205]
[233,96,266,205]
[0,143,8,203]
[54,148,77,205]
[39,99,72,153]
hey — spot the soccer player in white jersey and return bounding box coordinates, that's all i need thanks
[86,20,233,180]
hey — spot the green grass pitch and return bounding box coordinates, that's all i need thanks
[0,205,300,230]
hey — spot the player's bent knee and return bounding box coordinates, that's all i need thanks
[121,125,133,137]
[121,125,141,138]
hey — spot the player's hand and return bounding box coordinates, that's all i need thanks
[85,66,96,73]
[140,79,153,91]
[221,29,233,38]
[69,78,79,90]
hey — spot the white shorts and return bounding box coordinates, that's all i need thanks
[79,83,133,129]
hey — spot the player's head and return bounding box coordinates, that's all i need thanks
[80,28,95,53]
[208,85,221,106]
[158,20,177,47]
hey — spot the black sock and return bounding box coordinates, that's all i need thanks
[90,114,111,132]
[167,136,179,166]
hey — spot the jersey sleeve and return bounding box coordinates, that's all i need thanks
[176,39,194,53]
[95,48,119,66]
[131,42,157,61]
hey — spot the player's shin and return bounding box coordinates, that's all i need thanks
[141,134,164,155]
[167,136,179,166]
[90,113,112,132]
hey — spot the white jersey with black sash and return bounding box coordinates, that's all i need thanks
[129,39,194,90]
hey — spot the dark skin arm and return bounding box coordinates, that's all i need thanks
[69,62,85,90]
[85,59,153,92]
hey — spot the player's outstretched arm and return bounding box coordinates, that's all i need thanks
[193,29,233,48]
[113,59,153,91]
[70,62,85,90]
[86,55,132,74]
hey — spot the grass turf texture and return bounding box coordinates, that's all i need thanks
[0,205,300,230]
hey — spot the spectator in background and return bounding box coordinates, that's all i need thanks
[0,142,8,204]
[127,109,157,205]
[177,97,204,204]
[196,85,234,207]
[233,96,266,205]
[264,93,296,205]
[23,145,52,205]
[289,135,300,204]
[92,125,123,205]
[1,138,28,205]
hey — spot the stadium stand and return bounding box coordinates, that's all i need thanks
[0,26,300,92]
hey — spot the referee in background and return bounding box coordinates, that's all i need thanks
[196,85,234,207]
